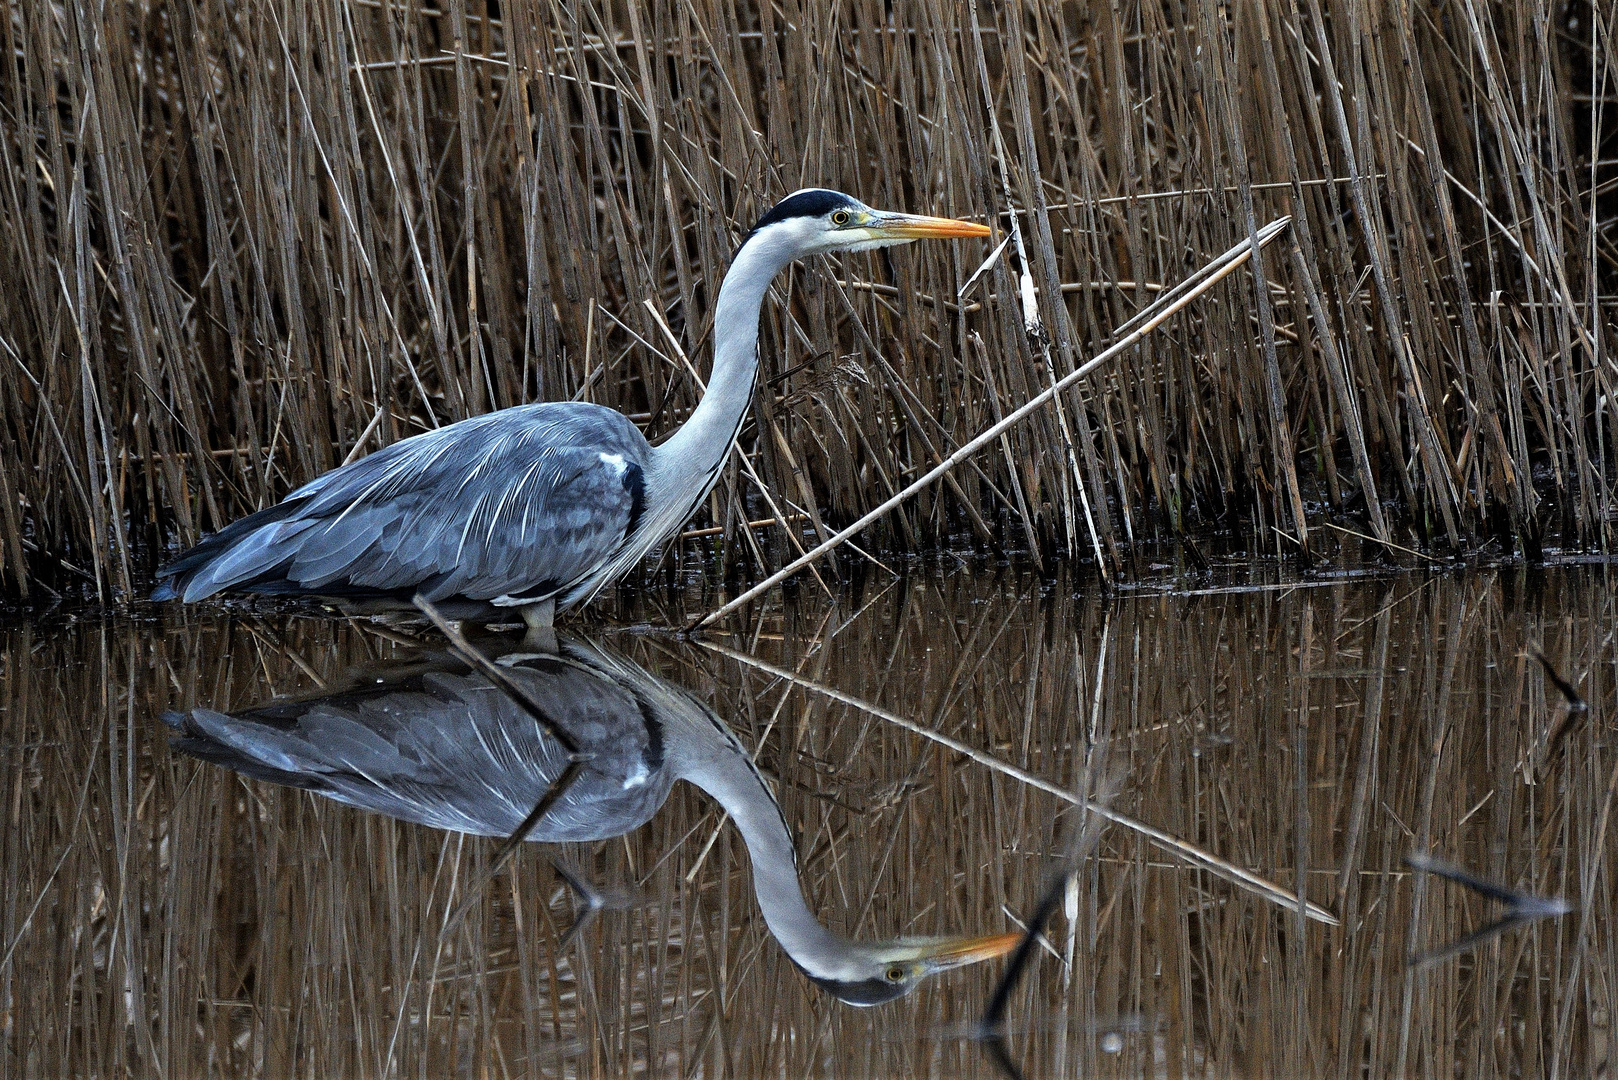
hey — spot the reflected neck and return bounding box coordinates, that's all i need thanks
[670,717,849,973]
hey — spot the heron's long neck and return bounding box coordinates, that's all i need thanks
[650,232,796,501]
[672,720,846,971]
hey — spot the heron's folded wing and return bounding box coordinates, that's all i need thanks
[176,404,649,603]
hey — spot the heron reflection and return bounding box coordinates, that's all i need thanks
[165,635,1015,1005]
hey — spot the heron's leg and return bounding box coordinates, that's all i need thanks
[521,598,556,629]
[521,599,558,653]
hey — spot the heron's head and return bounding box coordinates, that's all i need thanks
[799,930,1021,1007]
[742,188,990,260]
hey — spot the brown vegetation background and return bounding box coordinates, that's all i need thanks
[2,0,1614,602]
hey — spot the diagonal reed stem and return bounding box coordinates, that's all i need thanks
[699,637,1339,925]
[693,217,1293,629]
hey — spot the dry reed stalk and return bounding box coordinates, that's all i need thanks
[695,216,1292,626]
[1,0,1613,603]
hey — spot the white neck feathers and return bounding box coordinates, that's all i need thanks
[647,221,814,512]
[669,714,854,978]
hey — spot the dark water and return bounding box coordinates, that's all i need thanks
[1,562,1613,1077]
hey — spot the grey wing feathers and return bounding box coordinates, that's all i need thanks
[161,403,651,605]
[165,662,675,841]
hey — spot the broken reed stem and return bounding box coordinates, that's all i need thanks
[695,218,1292,629]
[699,637,1339,925]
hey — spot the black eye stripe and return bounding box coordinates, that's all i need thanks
[750,190,853,231]
[738,189,860,255]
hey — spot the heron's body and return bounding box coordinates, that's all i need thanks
[155,404,654,618]
[165,635,1015,1004]
[153,191,988,622]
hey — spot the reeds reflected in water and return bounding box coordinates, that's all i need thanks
[0,563,1612,1076]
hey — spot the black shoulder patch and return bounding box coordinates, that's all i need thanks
[740,189,857,249]
[622,461,646,539]
[635,696,666,773]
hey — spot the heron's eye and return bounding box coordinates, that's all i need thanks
[885,965,905,982]
[830,210,851,226]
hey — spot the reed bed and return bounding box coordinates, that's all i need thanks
[1,0,1614,602]
[0,565,1613,1075]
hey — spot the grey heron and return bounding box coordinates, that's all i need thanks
[164,634,1017,1005]
[152,190,990,627]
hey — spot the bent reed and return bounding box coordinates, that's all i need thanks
[2,0,1613,603]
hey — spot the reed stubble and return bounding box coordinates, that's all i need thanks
[2,0,1614,602]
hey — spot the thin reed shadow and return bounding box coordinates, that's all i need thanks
[411,594,595,936]
[1405,852,1574,969]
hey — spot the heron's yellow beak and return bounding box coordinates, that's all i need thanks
[916,930,1022,971]
[867,212,992,240]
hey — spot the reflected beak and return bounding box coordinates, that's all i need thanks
[917,930,1022,972]
[867,212,992,240]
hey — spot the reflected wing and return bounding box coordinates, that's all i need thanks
[159,403,650,605]
[164,658,675,840]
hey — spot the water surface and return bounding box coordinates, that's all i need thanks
[2,562,1613,1076]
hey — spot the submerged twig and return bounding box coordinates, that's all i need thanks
[977,768,1119,1080]
[977,873,1065,1080]
[1531,648,1589,714]
[549,857,642,948]
[1405,852,1573,968]
[1528,648,1592,773]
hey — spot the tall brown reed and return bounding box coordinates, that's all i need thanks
[2,0,1613,601]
